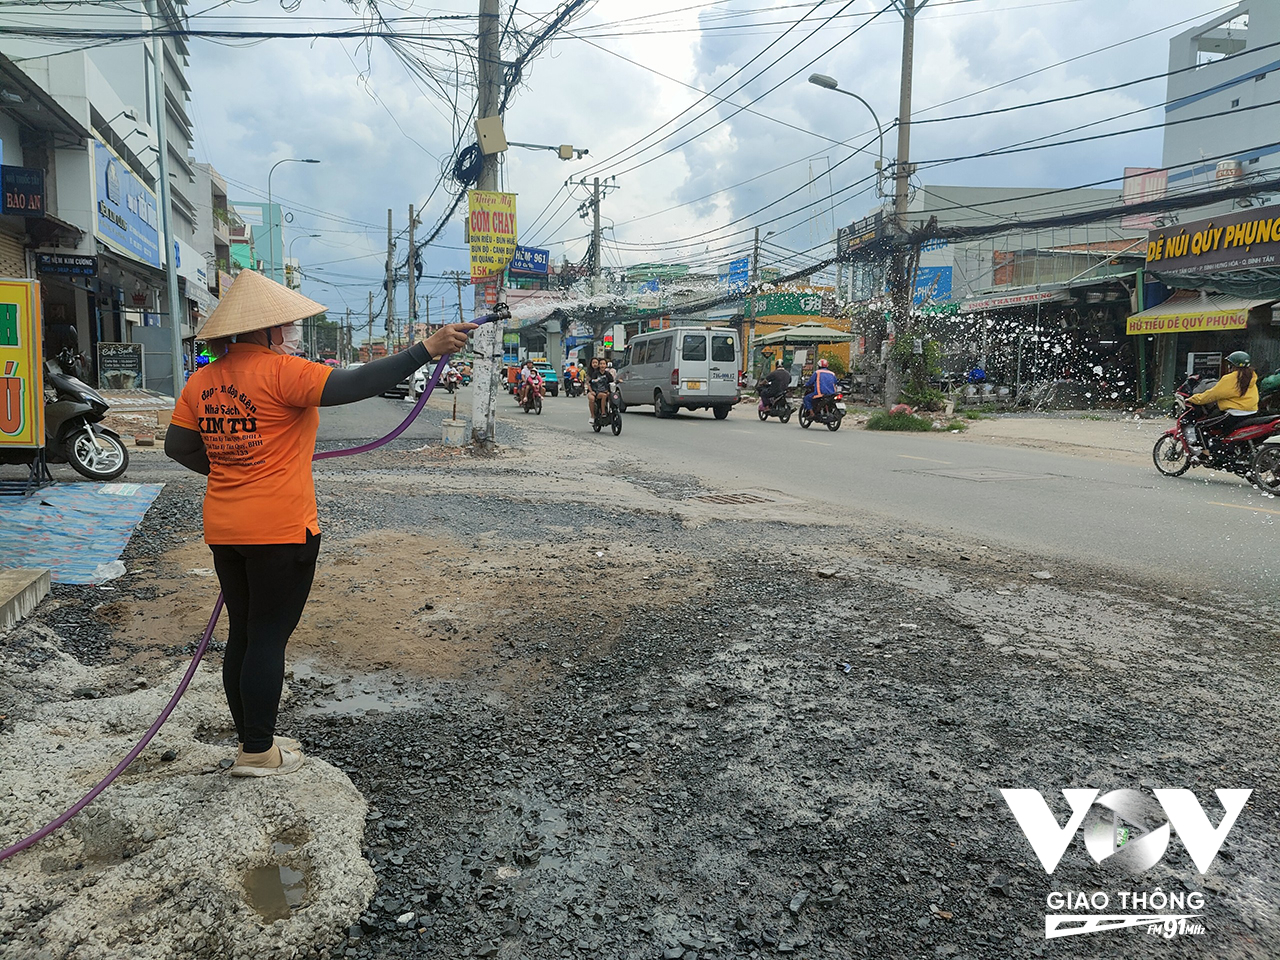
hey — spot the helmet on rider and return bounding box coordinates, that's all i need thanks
[818,358,829,368]
[1226,350,1251,367]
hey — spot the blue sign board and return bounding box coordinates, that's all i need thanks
[719,256,749,294]
[91,140,160,268]
[511,245,550,275]
[913,266,953,305]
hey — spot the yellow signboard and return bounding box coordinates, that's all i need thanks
[467,190,517,282]
[0,279,44,448]
[1125,308,1249,336]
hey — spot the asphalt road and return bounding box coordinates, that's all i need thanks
[465,385,1280,604]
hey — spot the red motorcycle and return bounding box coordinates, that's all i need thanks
[1153,374,1280,487]
[519,378,543,415]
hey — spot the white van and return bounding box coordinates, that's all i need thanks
[615,327,740,419]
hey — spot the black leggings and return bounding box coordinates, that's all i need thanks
[209,532,320,752]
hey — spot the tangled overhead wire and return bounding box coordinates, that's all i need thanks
[452,142,485,187]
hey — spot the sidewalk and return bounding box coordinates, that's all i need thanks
[955,413,1165,463]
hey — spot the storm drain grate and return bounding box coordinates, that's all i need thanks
[691,492,777,505]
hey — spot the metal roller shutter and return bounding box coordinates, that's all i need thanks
[0,232,27,278]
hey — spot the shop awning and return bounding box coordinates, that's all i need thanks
[1124,290,1273,335]
[754,321,856,346]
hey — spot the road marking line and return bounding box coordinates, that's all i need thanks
[899,454,952,464]
[1208,500,1280,517]
[799,440,832,446]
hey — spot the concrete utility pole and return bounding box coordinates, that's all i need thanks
[367,290,374,362]
[385,208,395,350]
[470,0,504,451]
[406,203,419,344]
[453,271,465,323]
[592,176,602,294]
[885,0,924,408]
[145,0,185,397]
[344,307,351,364]
[749,226,761,376]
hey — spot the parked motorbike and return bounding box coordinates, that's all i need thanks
[798,392,846,431]
[757,388,793,423]
[0,357,129,480]
[1153,374,1280,485]
[519,380,544,415]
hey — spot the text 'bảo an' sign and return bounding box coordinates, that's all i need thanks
[468,190,517,282]
[0,280,45,447]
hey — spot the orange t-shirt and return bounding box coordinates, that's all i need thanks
[172,343,332,544]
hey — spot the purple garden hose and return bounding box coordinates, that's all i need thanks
[0,311,504,863]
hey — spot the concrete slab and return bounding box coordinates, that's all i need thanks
[0,567,51,631]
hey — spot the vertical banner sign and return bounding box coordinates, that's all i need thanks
[467,190,518,282]
[0,279,45,448]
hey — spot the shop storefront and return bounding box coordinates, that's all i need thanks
[85,138,168,391]
[1138,207,1280,392]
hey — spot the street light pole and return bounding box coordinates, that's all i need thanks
[807,74,885,194]
[265,157,319,284]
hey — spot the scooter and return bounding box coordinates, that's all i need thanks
[0,357,130,480]
[520,380,544,415]
[443,368,462,394]
[757,389,793,423]
[591,384,623,436]
[798,392,846,432]
[1154,374,1280,485]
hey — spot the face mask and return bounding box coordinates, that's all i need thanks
[270,323,303,356]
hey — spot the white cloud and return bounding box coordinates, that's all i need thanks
[182,0,1226,310]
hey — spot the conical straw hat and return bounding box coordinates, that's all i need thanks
[196,270,327,339]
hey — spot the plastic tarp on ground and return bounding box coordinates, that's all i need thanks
[0,482,163,584]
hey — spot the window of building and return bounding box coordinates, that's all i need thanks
[1256,72,1267,82]
[1250,156,1261,164]
[1231,98,1240,107]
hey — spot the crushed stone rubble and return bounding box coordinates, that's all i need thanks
[0,438,1276,959]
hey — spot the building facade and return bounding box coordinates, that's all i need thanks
[0,0,198,394]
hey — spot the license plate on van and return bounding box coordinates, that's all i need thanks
[685,380,703,390]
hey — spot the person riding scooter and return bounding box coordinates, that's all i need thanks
[803,359,838,413]
[1188,351,1258,454]
[758,362,791,409]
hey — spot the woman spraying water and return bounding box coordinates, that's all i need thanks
[165,271,476,776]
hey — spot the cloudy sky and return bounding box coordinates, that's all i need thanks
[180,0,1235,320]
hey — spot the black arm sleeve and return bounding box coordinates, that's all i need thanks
[163,423,211,476]
[319,343,432,407]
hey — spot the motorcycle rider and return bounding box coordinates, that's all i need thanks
[520,362,543,407]
[516,360,533,405]
[758,361,791,410]
[802,358,838,413]
[587,356,615,425]
[1188,351,1258,453]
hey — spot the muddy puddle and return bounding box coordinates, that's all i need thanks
[245,841,307,921]
[288,659,433,717]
